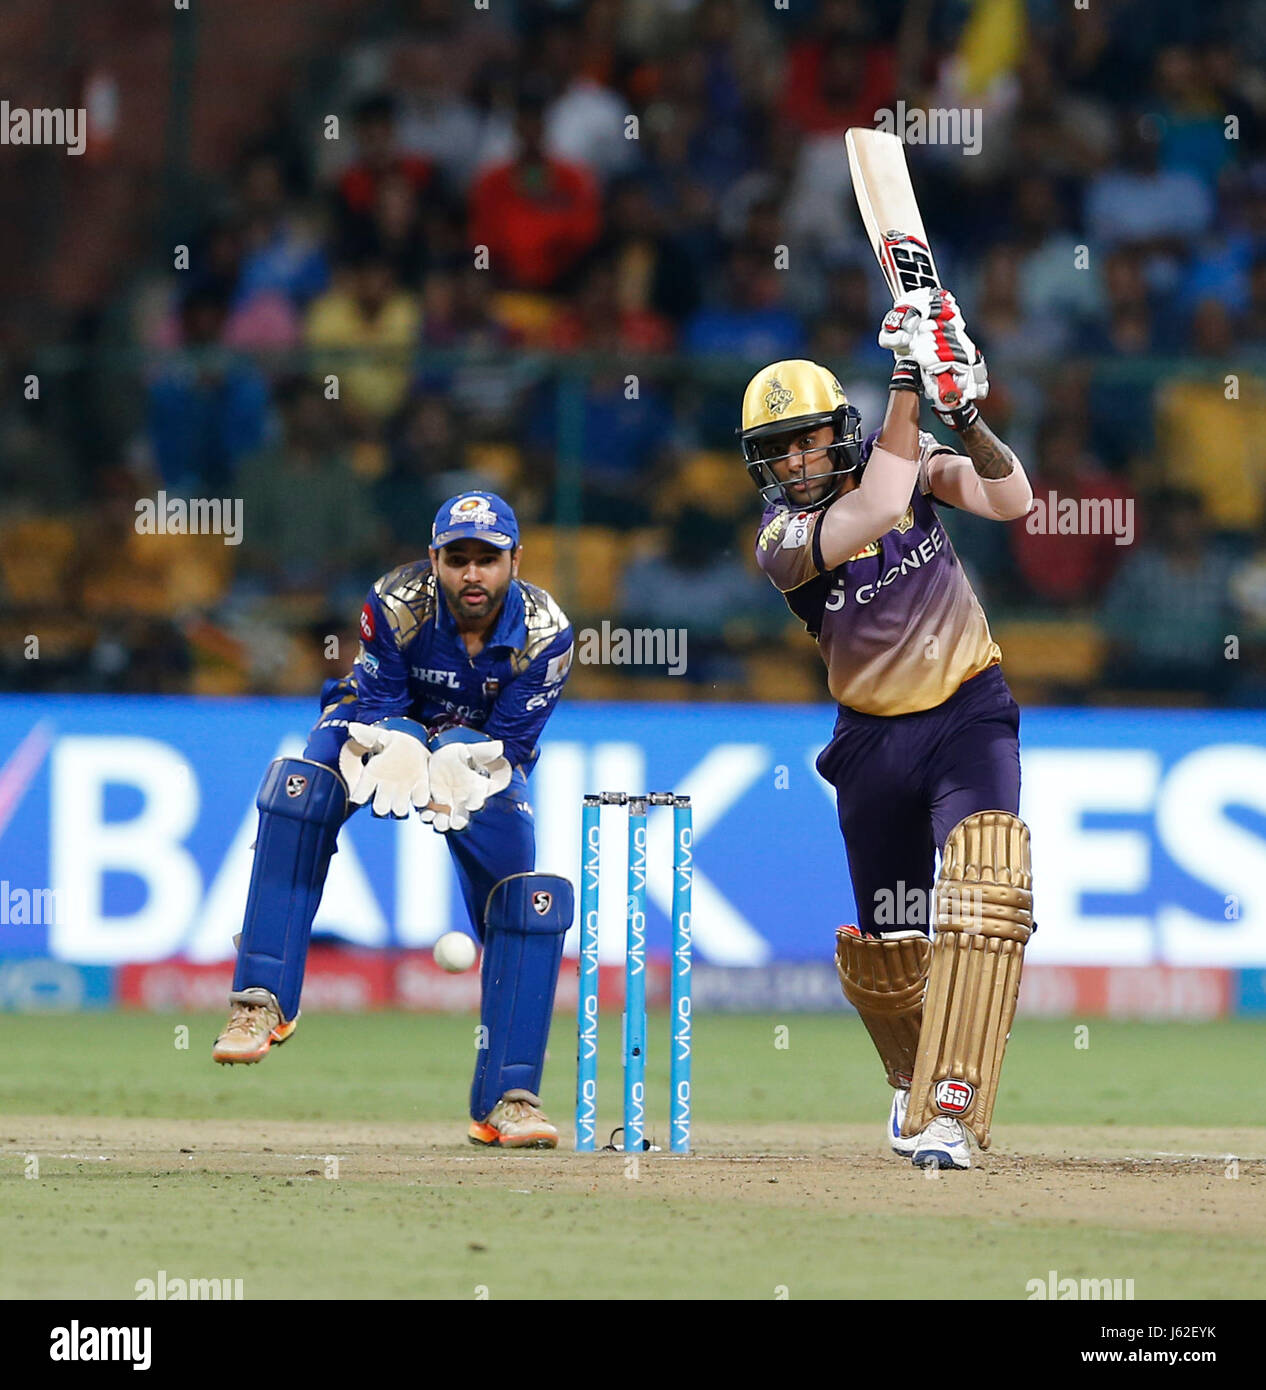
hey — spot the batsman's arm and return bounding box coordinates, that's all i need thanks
[816,387,921,570]
[924,420,1034,522]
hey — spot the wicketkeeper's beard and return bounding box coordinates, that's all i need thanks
[447,576,508,622]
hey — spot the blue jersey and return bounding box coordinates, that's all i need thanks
[315,560,573,772]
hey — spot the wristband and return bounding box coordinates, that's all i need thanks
[889,358,920,394]
[935,401,980,432]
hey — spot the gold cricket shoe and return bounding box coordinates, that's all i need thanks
[467,1089,559,1149]
[212,988,297,1064]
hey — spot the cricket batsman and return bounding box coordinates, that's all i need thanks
[213,490,577,1149]
[742,290,1035,1169]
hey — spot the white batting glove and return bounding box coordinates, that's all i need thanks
[907,290,987,411]
[420,740,512,833]
[339,722,431,819]
[877,286,940,358]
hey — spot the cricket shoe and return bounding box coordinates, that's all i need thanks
[212,988,296,1064]
[888,1089,919,1158]
[910,1115,972,1171]
[467,1089,558,1149]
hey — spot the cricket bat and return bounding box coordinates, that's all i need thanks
[845,126,962,408]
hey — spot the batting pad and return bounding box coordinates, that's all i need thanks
[233,757,348,1022]
[834,928,930,1089]
[902,811,1033,1149]
[470,873,574,1122]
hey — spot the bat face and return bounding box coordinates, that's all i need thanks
[877,230,940,300]
[845,127,942,300]
[847,126,962,408]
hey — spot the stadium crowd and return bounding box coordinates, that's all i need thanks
[3,0,1266,704]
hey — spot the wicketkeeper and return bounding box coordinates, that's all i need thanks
[214,491,577,1149]
[742,289,1035,1169]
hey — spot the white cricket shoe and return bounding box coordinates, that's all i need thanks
[911,1115,972,1170]
[888,1089,918,1158]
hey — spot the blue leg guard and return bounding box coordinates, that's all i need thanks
[444,771,535,941]
[470,873,574,1121]
[232,758,348,1021]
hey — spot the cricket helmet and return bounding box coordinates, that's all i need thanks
[738,359,862,509]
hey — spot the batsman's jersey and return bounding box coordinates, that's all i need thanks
[315,560,573,771]
[756,431,1000,716]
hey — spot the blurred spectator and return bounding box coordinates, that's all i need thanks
[1009,420,1136,607]
[538,14,639,181]
[0,393,79,513]
[305,250,421,426]
[595,176,704,324]
[147,286,272,495]
[1246,258,1266,351]
[1008,175,1103,326]
[1084,113,1213,296]
[468,94,602,291]
[617,506,787,684]
[235,380,376,596]
[549,257,673,353]
[374,396,472,560]
[1155,363,1266,536]
[972,244,1068,369]
[234,146,330,309]
[1151,45,1237,186]
[1100,488,1235,696]
[780,0,895,136]
[525,372,675,529]
[683,244,805,358]
[336,93,437,224]
[1075,248,1162,357]
[419,266,516,350]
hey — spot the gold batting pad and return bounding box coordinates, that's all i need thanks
[834,928,931,1089]
[901,811,1033,1148]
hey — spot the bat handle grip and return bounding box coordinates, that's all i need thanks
[936,370,961,410]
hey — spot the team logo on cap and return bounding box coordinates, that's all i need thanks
[452,495,497,525]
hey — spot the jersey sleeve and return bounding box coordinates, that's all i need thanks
[754,509,826,593]
[347,586,413,719]
[917,430,958,501]
[483,627,574,770]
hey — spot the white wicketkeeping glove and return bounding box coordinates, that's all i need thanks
[420,739,513,832]
[338,722,431,818]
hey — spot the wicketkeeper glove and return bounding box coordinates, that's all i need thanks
[339,721,431,818]
[420,739,513,833]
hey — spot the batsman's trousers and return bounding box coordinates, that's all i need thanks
[815,663,1021,936]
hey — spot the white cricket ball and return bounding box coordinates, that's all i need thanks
[433,931,479,973]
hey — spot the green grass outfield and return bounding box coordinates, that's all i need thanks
[2,1012,1264,1299]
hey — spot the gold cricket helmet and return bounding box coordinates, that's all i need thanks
[739,359,862,510]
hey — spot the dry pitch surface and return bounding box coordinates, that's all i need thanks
[3,1014,1264,1299]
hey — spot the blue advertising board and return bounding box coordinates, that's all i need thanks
[1,696,1265,969]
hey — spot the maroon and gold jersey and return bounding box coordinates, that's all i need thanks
[756,432,1001,716]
